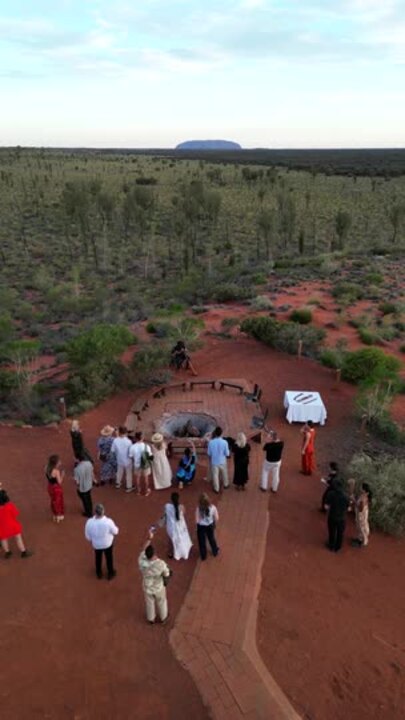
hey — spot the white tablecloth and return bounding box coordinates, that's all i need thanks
[284,391,327,425]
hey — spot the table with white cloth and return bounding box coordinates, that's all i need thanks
[284,390,327,425]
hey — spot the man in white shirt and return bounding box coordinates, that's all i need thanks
[129,431,153,496]
[111,426,133,492]
[85,503,119,580]
[138,532,171,624]
[207,426,230,493]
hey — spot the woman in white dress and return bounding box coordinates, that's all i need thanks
[151,433,172,490]
[163,492,192,560]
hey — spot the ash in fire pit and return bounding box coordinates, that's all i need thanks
[160,412,217,439]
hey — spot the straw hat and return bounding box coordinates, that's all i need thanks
[151,432,164,444]
[100,425,115,437]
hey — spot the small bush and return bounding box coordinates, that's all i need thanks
[379,301,398,316]
[240,316,325,357]
[342,347,401,384]
[250,295,273,311]
[214,283,252,302]
[365,272,383,285]
[332,282,364,303]
[348,453,405,536]
[289,308,313,324]
[358,327,377,345]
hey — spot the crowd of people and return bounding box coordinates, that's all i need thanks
[0,415,373,624]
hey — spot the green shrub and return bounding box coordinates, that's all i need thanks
[240,316,325,357]
[342,347,401,384]
[379,301,398,316]
[371,415,405,446]
[347,453,405,535]
[146,322,157,334]
[358,327,377,345]
[332,282,364,303]
[320,341,348,368]
[289,308,313,324]
[365,272,383,285]
[214,283,252,302]
[250,295,273,311]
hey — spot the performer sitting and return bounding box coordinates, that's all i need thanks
[170,340,197,376]
[175,441,197,489]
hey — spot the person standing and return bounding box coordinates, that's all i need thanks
[74,452,96,518]
[85,503,118,580]
[231,433,250,491]
[45,454,65,523]
[162,492,192,560]
[260,430,284,493]
[138,531,171,624]
[195,493,219,560]
[301,420,316,476]
[207,426,230,493]
[151,433,172,490]
[0,490,32,559]
[320,461,339,511]
[70,419,93,465]
[111,426,133,492]
[352,483,372,548]
[97,425,117,485]
[129,432,153,496]
[324,479,349,552]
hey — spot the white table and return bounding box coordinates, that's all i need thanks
[284,391,327,425]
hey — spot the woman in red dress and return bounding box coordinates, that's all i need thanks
[46,455,65,523]
[0,489,32,558]
[301,421,316,475]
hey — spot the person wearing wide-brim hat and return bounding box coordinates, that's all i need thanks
[97,425,117,485]
[151,432,172,490]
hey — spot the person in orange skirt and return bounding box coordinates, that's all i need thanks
[301,421,316,475]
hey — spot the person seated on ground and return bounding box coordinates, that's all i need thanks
[170,340,197,376]
[176,440,197,490]
[320,461,340,512]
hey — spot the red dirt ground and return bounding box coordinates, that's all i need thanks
[1,331,404,720]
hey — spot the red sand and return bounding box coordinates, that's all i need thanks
[1,319,404,719]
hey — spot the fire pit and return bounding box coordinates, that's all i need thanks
[159,411,217,439]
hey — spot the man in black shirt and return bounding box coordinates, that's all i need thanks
[324,480,349,552]
[260,431,284,493]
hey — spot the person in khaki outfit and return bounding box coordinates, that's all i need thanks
[138,531,171,624]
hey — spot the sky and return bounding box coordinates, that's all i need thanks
[0,0,404,148]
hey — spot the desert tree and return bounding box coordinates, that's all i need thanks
[334,210,352,251]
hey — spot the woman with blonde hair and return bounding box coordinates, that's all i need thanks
[231,432,250,491]
[195,493,219,560]
[70,419,93,465]
[46,454,65,523]
[151,433,172,490]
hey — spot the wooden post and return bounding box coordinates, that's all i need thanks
[336,368,341,384]
[298,340,303,359]
[59,397,66,420]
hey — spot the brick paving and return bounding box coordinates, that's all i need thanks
[134,380,300,720]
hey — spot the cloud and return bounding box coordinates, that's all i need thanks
[0,0,404,83]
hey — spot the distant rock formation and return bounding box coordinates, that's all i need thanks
[175,140,242,151]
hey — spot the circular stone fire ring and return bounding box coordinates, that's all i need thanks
[158,411,217,439]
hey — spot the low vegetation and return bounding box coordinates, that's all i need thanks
[348,453,405,536]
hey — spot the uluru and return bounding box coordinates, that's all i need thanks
[175,139,242,150]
